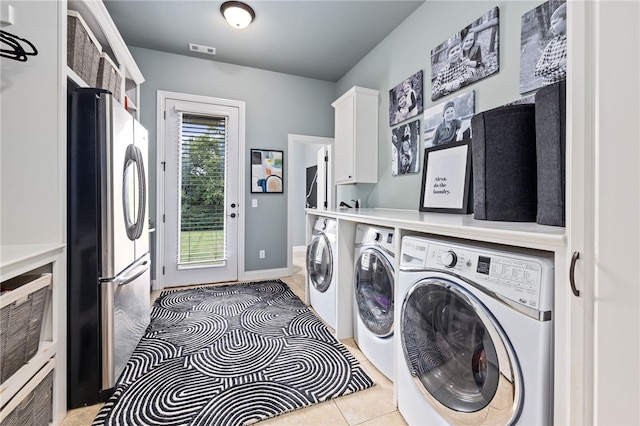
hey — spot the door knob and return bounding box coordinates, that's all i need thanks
[228,213,237,218]
[230,203,236,208]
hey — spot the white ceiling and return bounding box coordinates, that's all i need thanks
[103,0,424,82]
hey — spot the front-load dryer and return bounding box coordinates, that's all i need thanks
[353,224,395,381]
[397,235,554,425]
[306,217,338,329]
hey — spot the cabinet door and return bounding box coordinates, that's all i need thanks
[334,95,355,184]
[568,2,640,424]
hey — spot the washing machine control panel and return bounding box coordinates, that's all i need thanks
[425,243,544,310]
[355,224,395,254]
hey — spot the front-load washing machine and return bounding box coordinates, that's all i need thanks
[397,236,554,425]
[353,224,395,381]
[306,217,338,329]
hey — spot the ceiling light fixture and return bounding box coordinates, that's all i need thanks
[220,1,255,29]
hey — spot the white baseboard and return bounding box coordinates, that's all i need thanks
[293,245,306,254]
[241,267,290,282]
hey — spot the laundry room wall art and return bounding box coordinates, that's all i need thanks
[389,70,423,126]
[430,7,500,101]
[391,119,420,176]
[424,91,475,148]
[519,0,567,94]
[251,149,283,193]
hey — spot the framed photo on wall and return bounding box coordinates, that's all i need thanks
[430,7,500,101]
[391,119,420,176]
[424,91,475,148]
[419,141,472,214]
[251,149,283,193]
[389,70,424,126]
[519,0,567,94]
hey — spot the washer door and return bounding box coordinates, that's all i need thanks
[306,234,333,293]
[354,248,394,337]
[400,277,522,425]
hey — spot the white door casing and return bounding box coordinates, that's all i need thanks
[287,134,333,276]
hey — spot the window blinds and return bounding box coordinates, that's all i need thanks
[178,113,228,266]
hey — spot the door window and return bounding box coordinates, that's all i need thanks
[354,249,394,337]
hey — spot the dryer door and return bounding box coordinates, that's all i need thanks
[306,234,333,293]
[354,248,394,337]
[400,277,523,425]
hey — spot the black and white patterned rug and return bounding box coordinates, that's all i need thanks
[93,280,374,425]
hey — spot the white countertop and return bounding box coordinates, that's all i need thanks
[307,208,566,252]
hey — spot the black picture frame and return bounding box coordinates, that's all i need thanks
[250,149,284,193]
[419,141,472,214]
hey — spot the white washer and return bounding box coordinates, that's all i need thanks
[353,224,395,381]
[306,217,338,329]
[397,236,554,426]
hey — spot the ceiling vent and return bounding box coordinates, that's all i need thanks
[189,43,216,55]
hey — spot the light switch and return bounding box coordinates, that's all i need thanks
[252,199,258,208]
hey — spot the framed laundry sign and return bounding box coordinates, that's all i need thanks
[251,149,283,193]
[419,141,472,213]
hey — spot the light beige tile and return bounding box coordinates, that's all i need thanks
[257,401,348,425]
[359,359,393,391]
[356,411,408,426]
[60,404,103,426]
[334,385,397,425]
[340,338,368,364]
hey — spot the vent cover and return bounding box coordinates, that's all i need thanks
[189,43,216,55]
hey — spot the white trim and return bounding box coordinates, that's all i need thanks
[242,267,290,282]
[293,245,306,254]
[286,134,333,280]
[156,90,246,289]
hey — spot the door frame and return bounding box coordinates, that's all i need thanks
[156,90,246,289]
[286,134,334,276]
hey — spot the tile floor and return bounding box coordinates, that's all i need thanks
[61,251,407,426]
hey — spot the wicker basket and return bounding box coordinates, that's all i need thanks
[0,274,51,383]
[96,52,123,102]
[0,365,53,426]
[67,10,102,86]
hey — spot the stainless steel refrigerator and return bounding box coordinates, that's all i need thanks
[67,86,150,408]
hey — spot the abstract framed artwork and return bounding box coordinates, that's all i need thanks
[419,141,472,214]
[389,70,424,126]
[251,149,283,193]
[430,7,500,101]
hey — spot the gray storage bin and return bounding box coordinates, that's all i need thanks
[0,275,50,382]
[535,80,567,227]
[96,52,123,102]
[67,10,101,86]
[471,104,538,222]
[0,368,53,426]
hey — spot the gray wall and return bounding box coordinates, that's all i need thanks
[130,47,335,272]
[336,1,541,209]
[132,0,543,274]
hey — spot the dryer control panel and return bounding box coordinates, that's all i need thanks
[401,237,551,312]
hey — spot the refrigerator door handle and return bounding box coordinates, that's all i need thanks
[114,254,150,287]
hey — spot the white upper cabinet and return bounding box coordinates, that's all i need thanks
[332,87,379,185]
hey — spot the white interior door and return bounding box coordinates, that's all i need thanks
[161,96,241,287]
